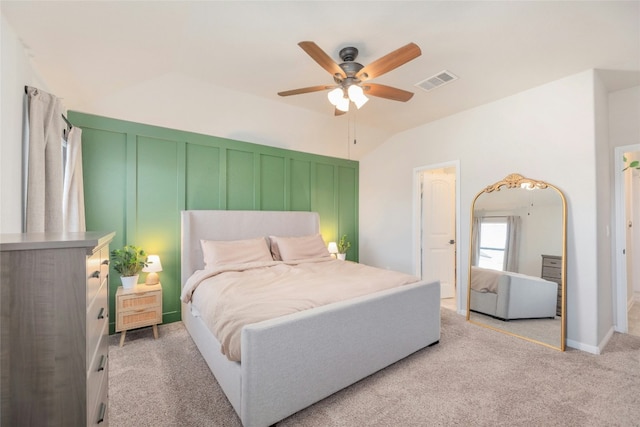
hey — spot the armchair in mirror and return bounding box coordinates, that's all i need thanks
[466,173,566,351]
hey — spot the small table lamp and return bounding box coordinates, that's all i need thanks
[327,242,338,259]
[143,255,163,285]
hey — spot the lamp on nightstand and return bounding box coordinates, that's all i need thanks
[327,242,338,259]
[143,255,163,285]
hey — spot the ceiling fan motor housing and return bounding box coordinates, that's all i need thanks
[335,47,365,84]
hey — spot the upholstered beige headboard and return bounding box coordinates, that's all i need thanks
[180,210,320,285]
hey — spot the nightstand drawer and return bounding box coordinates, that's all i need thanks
[118,290,161,312]
[117,306,162,331]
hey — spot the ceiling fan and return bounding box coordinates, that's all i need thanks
[278,41,422,116]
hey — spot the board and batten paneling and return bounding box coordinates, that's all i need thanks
[71,112,359,333]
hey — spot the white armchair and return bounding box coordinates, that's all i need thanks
[470,267,558,320]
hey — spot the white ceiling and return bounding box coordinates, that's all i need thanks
[3,1,640,136]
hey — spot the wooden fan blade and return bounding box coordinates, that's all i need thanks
[278,85,334,97]
[356,42,421,81]
[298,41,346,78]
[334,107,347,116]
[363,83,415,102]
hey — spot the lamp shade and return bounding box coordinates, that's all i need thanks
[143,255,163,273]
[327,242,338,254]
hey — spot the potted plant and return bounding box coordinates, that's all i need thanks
[111,245,148,289]
[623,155,640,171]
[337,234,351,261]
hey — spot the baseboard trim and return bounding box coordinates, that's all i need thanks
[566,327,614,355]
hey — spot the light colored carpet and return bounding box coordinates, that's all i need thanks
[109,308,640,426]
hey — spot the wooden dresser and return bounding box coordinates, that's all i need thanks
[541,254,563,316]
[1,231,115,427]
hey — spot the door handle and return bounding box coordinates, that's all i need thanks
[449,240,455,244]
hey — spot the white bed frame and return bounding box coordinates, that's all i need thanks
[181,210,441,427]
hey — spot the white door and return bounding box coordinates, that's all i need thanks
[421,171,456,298]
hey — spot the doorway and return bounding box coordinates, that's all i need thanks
[414,161,460,313]
[614,144,640,336]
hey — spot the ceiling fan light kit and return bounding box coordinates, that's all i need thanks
[327,85,368,113]
[278,41,422,116]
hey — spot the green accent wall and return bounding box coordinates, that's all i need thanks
[70,112,359,334]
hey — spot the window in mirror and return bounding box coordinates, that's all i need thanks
[475,215,520,272]
[478,218,508,271]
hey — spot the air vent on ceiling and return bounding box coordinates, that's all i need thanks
[415,70,458,92]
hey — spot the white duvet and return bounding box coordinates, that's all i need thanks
[181,258,420,362]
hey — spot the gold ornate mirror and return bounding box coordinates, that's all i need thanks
[466,173,566,350]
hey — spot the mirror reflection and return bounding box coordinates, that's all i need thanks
[467,173,566,350]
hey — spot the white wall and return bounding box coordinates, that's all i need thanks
[0,16,48,233]
[609,86,640,148]
[594,72,613,345]
[0,20,388,234]
[79,71,390,162]
[360,70,601,351]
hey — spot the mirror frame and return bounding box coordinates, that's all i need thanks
[466,173,567,351]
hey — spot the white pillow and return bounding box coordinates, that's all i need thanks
[269,234,331,261]
[201,237,272,268]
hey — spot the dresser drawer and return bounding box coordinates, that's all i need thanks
[542,266,561,280]
[100,245,110,282]
[87,249,102,306]
[88,372,108,426]
[87,324,108,410]
[87,281,108,361]
[542,257,562,268]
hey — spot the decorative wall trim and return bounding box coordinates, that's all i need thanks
[71,112,359,333]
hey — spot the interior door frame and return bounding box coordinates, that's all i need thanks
[413,160,462,313]
[614,143,640,333]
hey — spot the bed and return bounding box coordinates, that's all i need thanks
[469,266,558,320]
[180,210,441,427]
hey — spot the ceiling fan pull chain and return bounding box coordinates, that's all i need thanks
[353,109,357,145]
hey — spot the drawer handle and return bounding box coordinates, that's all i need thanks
[89,271,100,279]
[97,354,107,372]
[101,260,109,265]
[97,307,105,320]
[97,402,106,424]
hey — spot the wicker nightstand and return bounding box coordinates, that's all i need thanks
[116,282,163,347]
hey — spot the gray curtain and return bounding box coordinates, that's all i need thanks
[62,126,86,232]
[24,86,64,232]
[504,216,521,272]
